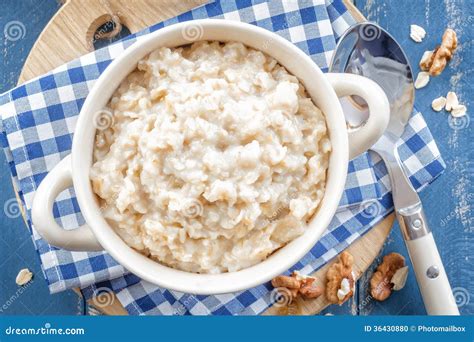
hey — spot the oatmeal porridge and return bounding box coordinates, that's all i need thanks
[90,41,331,274]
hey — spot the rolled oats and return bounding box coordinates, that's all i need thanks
[90,41,331,274]
[431,96,446,112]
[414,72,430,89]
[410,24,426,43]
[445,91,459,111]
[15,268,33,286]
[451,104,467,117]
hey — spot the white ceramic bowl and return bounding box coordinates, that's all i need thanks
[32,19,389,294]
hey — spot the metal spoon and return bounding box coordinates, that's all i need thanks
[330,22,459,315]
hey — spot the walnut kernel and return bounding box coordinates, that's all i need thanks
[370,253,405,301]
[420,28,457,76]
[326,251,355,305]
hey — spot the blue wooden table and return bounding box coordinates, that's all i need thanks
[0,0,472,315]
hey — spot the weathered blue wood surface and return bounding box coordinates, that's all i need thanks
[0,0,472,315]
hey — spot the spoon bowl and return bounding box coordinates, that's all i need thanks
[330,22,414,141]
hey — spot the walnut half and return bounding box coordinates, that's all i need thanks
[420,28,457,76]
[325,251,355,305]
[299,277,323,299]
[271,272,323,304]
[370,253,405,301]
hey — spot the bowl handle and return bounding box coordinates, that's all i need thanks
[326,73,390,160]
[32,155,103,251]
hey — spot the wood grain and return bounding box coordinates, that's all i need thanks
[19,0,394,315]
[18,0,208,83]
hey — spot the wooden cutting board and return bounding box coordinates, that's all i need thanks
[17,0,394,315]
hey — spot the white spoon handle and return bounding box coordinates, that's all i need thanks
[406,233,459,315]
[398,206,459,315]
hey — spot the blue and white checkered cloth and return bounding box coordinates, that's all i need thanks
[0,0,445,315]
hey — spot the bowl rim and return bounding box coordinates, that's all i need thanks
[72,19,349,294]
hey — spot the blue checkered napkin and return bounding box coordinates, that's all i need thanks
[0,0,444,314]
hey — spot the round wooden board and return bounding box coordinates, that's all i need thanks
[17,0,393,315]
